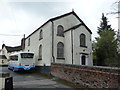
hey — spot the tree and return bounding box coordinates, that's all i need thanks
[92,41,98,65]
[97,13,114,36]
[96,30,117,66]
[93,1,120,67]
[93,13,118,66]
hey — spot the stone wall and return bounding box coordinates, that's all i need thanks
[51,63,120,88]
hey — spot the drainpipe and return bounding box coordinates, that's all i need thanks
[71,29,73,64]
[51,21,55,63]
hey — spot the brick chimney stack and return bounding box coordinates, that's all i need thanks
[21,34,25,50]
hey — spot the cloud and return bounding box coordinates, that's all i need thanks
[0,2,70,48]
[67,0,118,40]
[0,0,118,48]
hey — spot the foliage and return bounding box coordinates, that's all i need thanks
[96,30,118,66]
[92,13,119,67]
[97,13,114,36]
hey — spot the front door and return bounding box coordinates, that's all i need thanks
[81,55,86,65]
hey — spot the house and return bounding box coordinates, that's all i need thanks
[1,44,22,65]
[1,37,25,59]
[24,11,93,71]
[2,44,22,59]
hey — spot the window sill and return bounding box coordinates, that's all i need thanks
[39,38,43,40]
[57,34,64,37]
[56,57,65,60]
[80,45,87,48]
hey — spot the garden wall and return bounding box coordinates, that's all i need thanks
[51,63,120,88]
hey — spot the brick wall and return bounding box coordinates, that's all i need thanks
[51,63,120,88]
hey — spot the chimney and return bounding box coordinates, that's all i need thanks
[2,44,5,49]
[21,34,25,50]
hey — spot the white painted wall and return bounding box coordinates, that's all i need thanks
[53,14,82,63]
[73,26,93,66]
[2,47,9,59]
[25,22,52,66]
[64,30,72,64]
[24,13,93,66]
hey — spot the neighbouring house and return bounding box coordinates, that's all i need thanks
[2,44,22,59]
[24,11,93,71]
[1,37,25,59]
[1,44,22,65]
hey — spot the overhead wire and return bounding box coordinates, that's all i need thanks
[0,34,23,36]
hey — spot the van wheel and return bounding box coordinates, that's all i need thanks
[8,66,10,69]
[8,67,11,70]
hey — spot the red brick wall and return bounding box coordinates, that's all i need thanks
[51,63,120,88]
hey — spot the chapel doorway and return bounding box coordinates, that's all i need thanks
[81,55,86,65]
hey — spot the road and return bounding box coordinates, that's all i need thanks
[0,66,72,89]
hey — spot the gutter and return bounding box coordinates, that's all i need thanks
[71,29,73,64]
[51,21,55,63]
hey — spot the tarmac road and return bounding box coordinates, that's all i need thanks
[1,66,72,89]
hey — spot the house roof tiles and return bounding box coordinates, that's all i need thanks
[4,46,22,53]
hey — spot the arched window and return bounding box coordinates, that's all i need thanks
[38,45,42,60]
[57,25,64,37]
[80,34,86,47]
[57,42,64,58]
[39,30,43,40]
[28,38,30,46]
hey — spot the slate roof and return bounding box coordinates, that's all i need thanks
[64,24,83,33]
[64,23,92,34]
[4,45,22,53]
[26,11,92,39]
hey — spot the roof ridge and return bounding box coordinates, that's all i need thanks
[5,45,22,53]
[26,11,92,39]
[50,11,74,21]
[64,24,83,32]
[26,11,75,39]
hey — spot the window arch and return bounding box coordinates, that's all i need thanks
[80,33,86,47]
[57,42,64,58]
[57,25,64,37]
[28,38,30,46]
[39,30,43,40]
[38,45,42,60]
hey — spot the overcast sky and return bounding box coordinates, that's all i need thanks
[0,0,118,49]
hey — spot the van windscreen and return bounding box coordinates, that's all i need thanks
[21,53,34,58]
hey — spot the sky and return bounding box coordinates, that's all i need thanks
[0,0,119,49]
